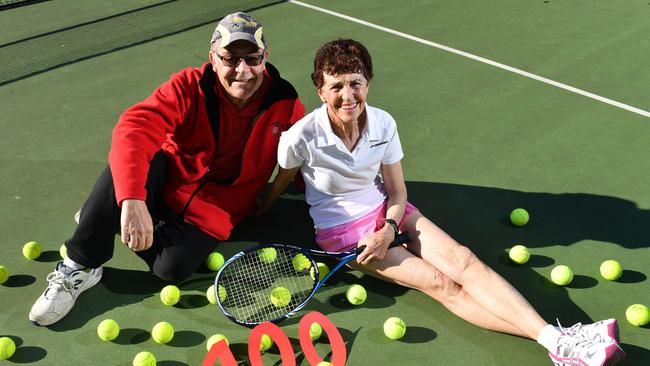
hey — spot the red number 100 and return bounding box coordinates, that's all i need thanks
[202,311,347,366]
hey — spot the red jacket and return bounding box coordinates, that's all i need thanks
[109,63,305,240]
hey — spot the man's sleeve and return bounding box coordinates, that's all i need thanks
[109,71,192,205]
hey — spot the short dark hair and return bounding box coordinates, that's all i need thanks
[311,39,373,89]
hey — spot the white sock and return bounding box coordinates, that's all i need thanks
[537,324,562,353]
[63,256,86,271]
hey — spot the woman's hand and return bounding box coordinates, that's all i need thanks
[356,226,395,265]
[120,199,154,251]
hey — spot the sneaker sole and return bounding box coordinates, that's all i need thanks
[548,343,625,366]
[29,267,103,326]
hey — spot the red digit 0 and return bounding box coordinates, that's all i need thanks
[248,322,296,366]
[299,312,347,366]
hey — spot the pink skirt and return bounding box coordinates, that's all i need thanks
[315,201,418,253]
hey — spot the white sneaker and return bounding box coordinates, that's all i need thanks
[549,334,625,366]
[29,262,102,326]
[558,319,620,344]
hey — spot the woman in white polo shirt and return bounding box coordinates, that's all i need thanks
[259,39,623,366]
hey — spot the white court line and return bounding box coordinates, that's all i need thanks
[289,0,650,119]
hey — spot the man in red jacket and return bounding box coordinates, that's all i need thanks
[29,12,305,326]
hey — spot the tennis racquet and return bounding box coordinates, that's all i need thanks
[214,232,411,327]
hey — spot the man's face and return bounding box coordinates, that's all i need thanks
[210,40,267,108]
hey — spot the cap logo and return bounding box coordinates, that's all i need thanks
[232,16,258,28]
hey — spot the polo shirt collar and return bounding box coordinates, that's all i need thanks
[315,103,378,147]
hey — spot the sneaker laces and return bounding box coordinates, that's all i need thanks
[44,269,74,299]
[556,318,580,336]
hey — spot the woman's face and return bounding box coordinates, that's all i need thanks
[318,72,368,125]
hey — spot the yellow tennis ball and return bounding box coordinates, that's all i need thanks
[206,252,225,271]
[132,351,156,366]
[625,304,649,327]
[160,285,180,306]
[551,265,573,286]
[508,245,530,264]
[97,319,120,342]
[317,362,333,366]
[0,265,10,285]
[309,322,323,341]
[22,241,42,260]
[206,334,229,351]
[260,334,273,351]
[0,337,16,360]
[599,260,622,281]
[509,208,529,227]
[152,321,174,344]
[206,285,217,305]
[218,284,227,303]
[270,287,292,308]
[59,244,68,259]
[346,284,367,305]
[383,317,406,340]
[310,262,330,281]
[258,248,277,264]
[292,253,312,273]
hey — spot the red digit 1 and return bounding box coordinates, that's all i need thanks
[299,311,347,366]
[248,322,296,366]
[202,339,237,366]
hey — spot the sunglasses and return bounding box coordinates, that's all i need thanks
[214,52,265,67]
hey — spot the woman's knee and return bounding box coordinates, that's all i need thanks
[445,244,480,281]
[421,265,462,301]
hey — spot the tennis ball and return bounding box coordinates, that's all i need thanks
[317,362,333,366]
[218,284,227,303]
[346,284,367,305]
[160,285,181,306]
[258,247,277,263]
[0,265,10,285]
[508,245,530,264]
[97,319,120,342]
[551,265,573,286]
[59,244,68,259]
[260,334,273,351]
[132,351,156,366]
[625,304,649,327]
[292,253,312,273]
[310,262,330,281]
[383,317,406,340]
[270,286,292,308]
[206,334,229,351]
[22,241,42,260]
[0,337,16,360]
[509,208,529,227]
[206,252,225,271]
[152,321,174,344]
[309,322,323,341]
[599,260,622,281]
[206,285,217,304]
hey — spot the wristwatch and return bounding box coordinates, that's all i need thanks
[384,218,399,237]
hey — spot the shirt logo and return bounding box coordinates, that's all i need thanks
[271,121,282,136]
[370,141,388,148]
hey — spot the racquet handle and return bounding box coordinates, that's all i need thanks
[355,231,411,255]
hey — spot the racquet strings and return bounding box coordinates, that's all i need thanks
[218,246,316,324]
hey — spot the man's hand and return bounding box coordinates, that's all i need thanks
[120,199,154,251]
[355,226,395,266]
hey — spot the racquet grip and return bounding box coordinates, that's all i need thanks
[355,231,411,255]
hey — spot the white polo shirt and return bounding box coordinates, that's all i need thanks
[278,103,404,228]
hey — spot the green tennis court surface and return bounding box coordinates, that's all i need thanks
[1,0,648,364]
